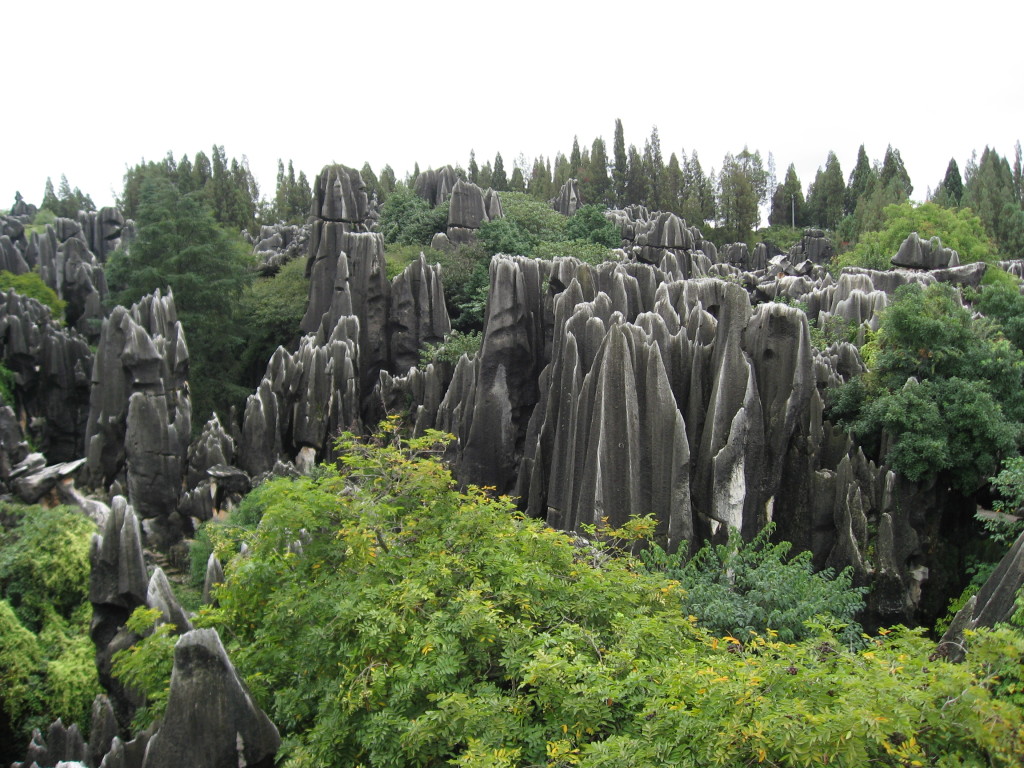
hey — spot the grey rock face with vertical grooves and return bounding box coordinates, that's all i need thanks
[141,629,280,768]
[551,178,583,216]
[83,290,190,539]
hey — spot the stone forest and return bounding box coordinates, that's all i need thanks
[1,135,1024,767]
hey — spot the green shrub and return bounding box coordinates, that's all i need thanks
[831,283,1024,493]
[111,607,176,730]
[0,362,15,406]
[378,186,448,246]
[189,427,1024,767]
[0,506,100,753]
[0,271,66,322]
[419,330,483,366]
[533,239,615,265]
[641,525,866,646]
[755,224,804,252]
[833,201,996,274]
[565,205,619,247]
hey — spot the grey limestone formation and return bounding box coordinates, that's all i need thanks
[88,496,148,729]
[140,629,280,768]
[310,164,369,228]
[145,566,193,634]
[11,719,87,768]
[788,228,835,265]
[938,530,1024,661]
[998,258,1024,280]
[238,317,361,476]
[891,231,959,270]
[615,209,714,279]
[441,179,503,247]
[413,165,460,207]
[249,222,310,275]
[82,290,190,540]
[551,178,583,216]
[389,253,450,373]
[78,207,131,263]
[301,228,389,391]
[202,552,224,606]
[0,289,93,462]
[9,192,38,221]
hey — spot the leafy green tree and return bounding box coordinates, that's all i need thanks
[831,282,1024,493]
[612,118,628,205]
[0,271,66,322]
[933,158,964,207]
[491,153,507,192]
[565,204,618,247]
[624,145,647,207]
[681,150,715,226]
[717,148,767,242]
[467,150,479,184]
[641,524,865,645]
[769,163,805,227]
[40,175,94,219]
[643,126,666,210]
[879,145,913,199]
[478,217,534,256]
[974,281,1024,350]
[805,151,845,230]
[845,144,876,217]
[271,159,310,224]
[237,257,309,387]
[378,165,396,201]
[106,177,255,423]
[0,505,101,756]
[526,157,550,200]
[569,136,582,177]
[835,201,995,272]
[508,166,526,193]
[581,137,610,206]
[378,185,448,246]
[963,146,1024,252]
[188,427,1024,767]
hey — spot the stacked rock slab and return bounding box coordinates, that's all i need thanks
[413,165,460,208]
[788,229,835,265]
[82,290,190,543]
[0,289,93,462]
[891,231,959,269]
[433,179,503,248]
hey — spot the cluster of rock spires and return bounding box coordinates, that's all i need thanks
[10,497,277,768]
[4,176,1024,766]
[1,207,132,342]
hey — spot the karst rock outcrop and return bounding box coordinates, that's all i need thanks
[82,290,190,544]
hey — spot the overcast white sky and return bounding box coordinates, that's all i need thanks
[2,0,1020,215]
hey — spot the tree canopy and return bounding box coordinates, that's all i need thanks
[171,426,1024,767]
[106,176,255,423]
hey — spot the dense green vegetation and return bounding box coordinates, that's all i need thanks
[40,175,95,220]
[236,256,309,387]
[640,525,866,646]
[0,270,66,322]
[0,506,100,757]
[106,176,256,424]
[833,202,996,273]
[170,427,1024,767]
[829,282,1024,494]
